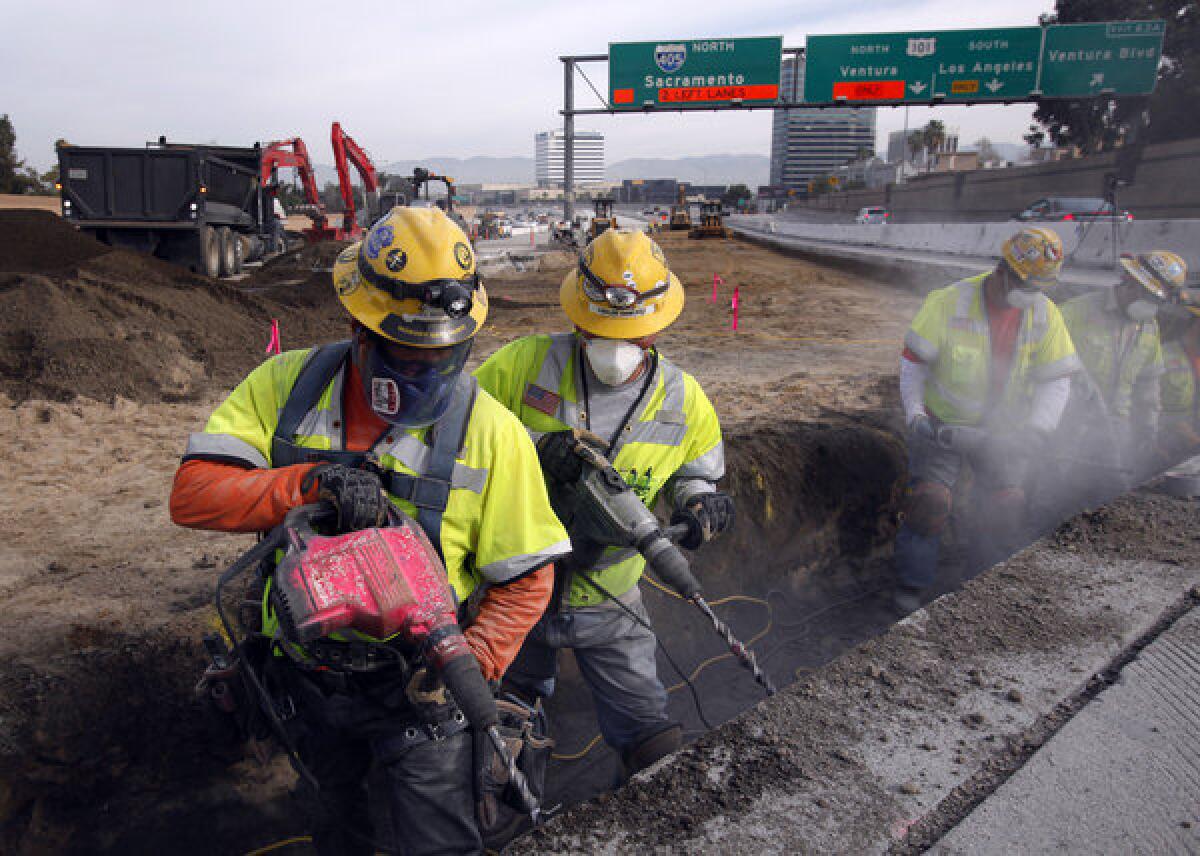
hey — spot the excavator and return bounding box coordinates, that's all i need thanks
[262,122,379,243]
[378,168,468,235]
[668,185,692,231]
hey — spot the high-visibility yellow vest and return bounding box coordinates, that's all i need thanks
[904,273,1080,426]
[475,333,724,608]
[1160,338,1196,421]
[1060,291,1164,419]
[185,346,571,605]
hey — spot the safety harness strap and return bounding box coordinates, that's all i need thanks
[410,374,477,561]
[271,341,353,467]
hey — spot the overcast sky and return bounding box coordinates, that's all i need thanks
[5,0,1055,171]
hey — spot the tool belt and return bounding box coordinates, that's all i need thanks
[476,692,554,850]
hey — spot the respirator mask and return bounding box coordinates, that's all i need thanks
[357,330,472,427]
[582,337,646,386]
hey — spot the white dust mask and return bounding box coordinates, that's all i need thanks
[1125,299,1159,322]
[1006,288,1039,309]
[583,337,645,386]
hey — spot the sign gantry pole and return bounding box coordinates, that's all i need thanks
[563,57,575,224]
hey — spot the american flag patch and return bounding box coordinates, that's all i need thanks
[523,383,561,417]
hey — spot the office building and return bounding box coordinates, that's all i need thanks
[535,129,604,187]
[769,58,876,189]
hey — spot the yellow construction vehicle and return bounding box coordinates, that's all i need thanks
[588,198,618,240]
[689,200,730,239]
[668,185,692,231]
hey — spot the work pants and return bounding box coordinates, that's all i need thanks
[894,426,1029,591]
[275,663,482,856]
[504,585,669,753]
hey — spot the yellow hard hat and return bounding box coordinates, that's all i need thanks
[1119,250,1187,301]
[1000,227,1064,289]
[332,207,488,348]
[560,229,684,338]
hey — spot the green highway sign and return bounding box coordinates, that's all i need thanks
[608,37,783,109]
[803,21,1166,104]
[1038,21,1165,97]
[804,27,1042,103]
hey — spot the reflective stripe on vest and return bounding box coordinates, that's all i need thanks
[527,333,688,449]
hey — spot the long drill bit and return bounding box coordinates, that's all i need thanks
[487,725,543,823]
[691,596,776,696]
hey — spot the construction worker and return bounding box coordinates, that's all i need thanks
[170,208,571,856]
[1059,251,1175,475]
[474,229,733,777]
[1151,254,1196,460]
[894,227,1080,613]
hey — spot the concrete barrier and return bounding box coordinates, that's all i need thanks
[731,215,1200,275]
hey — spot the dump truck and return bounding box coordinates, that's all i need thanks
[58,137,274,278]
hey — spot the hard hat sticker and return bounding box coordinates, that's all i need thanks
[385,249,408,272]
[371,377,401,416]
[453,242,473,270]
[365,225,394,260]
[336,269,361,297]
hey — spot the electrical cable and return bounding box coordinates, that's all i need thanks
[550,576,774,762]
[574,570,715,730]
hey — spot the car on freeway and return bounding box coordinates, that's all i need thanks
[855,206,890,224]
[1015,197,1133,222]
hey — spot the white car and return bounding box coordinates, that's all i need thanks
[855,207,890,224]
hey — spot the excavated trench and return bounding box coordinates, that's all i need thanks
[0,415,910,854]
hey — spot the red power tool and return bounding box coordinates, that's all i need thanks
[209,503,541,819]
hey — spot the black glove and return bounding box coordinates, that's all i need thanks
[670,491,735,550]
[536,429,607,485]
[301,464,387,533]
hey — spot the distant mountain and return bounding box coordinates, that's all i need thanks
[311,153,770,189]
[608,154,769,187]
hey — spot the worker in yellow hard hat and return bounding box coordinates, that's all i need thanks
[1058,250,1178,480]
[1147,254,1197,461]
[893,227,1081,613]
[171,207,570,855]
[474,228,732,779]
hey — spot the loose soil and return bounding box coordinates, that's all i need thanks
[0,216,1030,853]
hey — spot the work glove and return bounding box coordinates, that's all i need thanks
[670,491,735,550]
[535,429,608,485]
[908,413,936,443]
[301,463,387,533]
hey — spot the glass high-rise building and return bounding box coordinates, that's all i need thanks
[535,129,605,187]
[770,57,876,188]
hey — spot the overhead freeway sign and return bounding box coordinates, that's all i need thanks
[1039,21,1165,97]
[608,37,783,109]
[804,27,1043,104]
[803,21,1165,104]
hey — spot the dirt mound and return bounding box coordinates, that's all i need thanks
[246,240,350,286]
[1050,490,1200,564]
[0,249,276,403]
[0,210,110,272]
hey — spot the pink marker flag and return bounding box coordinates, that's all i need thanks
[710,273,724,302]
[265,318,281,355]
[731,286,740,331]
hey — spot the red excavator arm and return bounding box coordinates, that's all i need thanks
[262,137,336,240]
[331,122,379,239]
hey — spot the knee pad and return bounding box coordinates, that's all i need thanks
[903,480,953,536]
